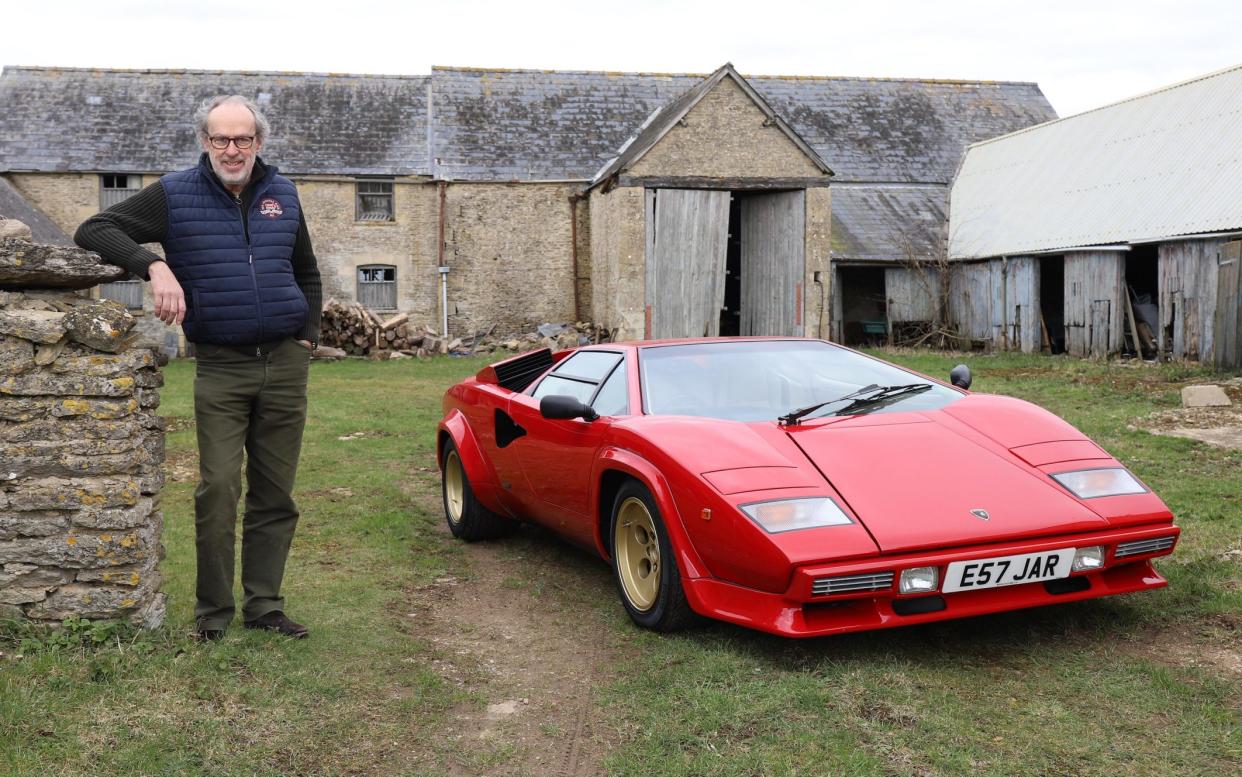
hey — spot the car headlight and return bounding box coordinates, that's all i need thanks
[739,497,853,534]
[899,567,940,594]
[1051,467,1147,499]
[1072,546,1105,572]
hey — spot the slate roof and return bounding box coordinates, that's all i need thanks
[0,67,429,176]
[830,185,947,261]
[1,65,1053,186]
[0,176,73,245]
[429,67,1054,184]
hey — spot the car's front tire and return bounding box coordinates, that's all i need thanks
[609,480,696,632]
[441,440,513,541]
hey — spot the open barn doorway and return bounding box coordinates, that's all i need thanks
[716,190,807,337]
[836,266,888,346]
[1040,256,1065,354]
[1125,245,1159,358]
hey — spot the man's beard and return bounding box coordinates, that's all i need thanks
[212,157,252,188]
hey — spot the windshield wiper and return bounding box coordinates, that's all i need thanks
[826,383,932,417]
[777,383,932,426]
[778,384,881,425]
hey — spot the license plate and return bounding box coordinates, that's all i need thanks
[942,548,1075,593]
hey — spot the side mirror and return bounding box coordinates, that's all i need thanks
[949,364,972,390]
[540,394,599,422]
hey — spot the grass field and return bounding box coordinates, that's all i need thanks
[2,350,1239,776]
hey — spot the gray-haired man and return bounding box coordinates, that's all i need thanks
[76,95,321,641]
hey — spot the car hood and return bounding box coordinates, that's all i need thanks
[786,408,1108,553]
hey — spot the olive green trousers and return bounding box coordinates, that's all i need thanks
[192,338,310,629]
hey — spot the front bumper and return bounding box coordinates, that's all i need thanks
[684,523,1179,638]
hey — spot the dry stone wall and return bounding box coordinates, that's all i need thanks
[0,230,166,627]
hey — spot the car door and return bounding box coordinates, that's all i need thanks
[508,350,630,547]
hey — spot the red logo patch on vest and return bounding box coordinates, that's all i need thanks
[259,198,284,218]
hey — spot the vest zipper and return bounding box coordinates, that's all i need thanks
[236,194,265,352]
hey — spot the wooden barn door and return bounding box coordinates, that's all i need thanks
[740,190,805,336]
[645,189,730,338]
[1064,252,1124,358]
[1215,241,1242,369]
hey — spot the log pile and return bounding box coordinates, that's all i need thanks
[317,298,613,360]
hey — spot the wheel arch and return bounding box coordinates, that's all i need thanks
[593,448,711,589]
[438,410,506,516]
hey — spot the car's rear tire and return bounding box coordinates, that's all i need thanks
[441,440,513,541]
[609,480,696,632]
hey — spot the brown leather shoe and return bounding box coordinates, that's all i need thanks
[244,611,309,639]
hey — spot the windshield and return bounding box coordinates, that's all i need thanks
[640,340,961,422]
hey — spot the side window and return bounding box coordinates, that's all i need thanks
[530,350,625,410]
[592,362,629,416]
[553,351,620,382]
[532,374,596,403]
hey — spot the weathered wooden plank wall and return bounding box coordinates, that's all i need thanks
[1064,251,1125,358]
[741,190,805,336]
[947,258,1038,351]
[885,266,940,323]
[645,188,730,338]
[1158,239,1223,361]
[1213,240,1241,369]
[1005,257,1041,353]
[948,261,993,344]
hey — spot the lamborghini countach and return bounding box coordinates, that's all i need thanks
[436,339,1178,637]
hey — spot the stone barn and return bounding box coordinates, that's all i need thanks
[0,63,1055,345]
[949,63,1242,368]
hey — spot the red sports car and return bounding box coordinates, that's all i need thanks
[437,338,1178,637]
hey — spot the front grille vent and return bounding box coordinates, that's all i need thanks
[1115,536,1176,558]
[812,571,894,596]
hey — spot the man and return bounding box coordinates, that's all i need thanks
[76,95,321,641]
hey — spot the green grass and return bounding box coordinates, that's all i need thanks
[2,350,1239,776]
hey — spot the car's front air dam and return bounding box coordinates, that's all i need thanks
[684,524,1177,638]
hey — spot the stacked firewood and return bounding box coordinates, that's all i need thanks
[318,299,613,359]
[319,298,441,357]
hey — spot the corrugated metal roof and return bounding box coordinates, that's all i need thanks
[950,63,1242,259]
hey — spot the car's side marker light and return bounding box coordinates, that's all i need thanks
[701,508,712,522]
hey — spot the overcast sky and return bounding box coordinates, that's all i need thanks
[9,0,1240,117]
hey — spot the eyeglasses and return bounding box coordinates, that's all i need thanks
[207,135,256,150]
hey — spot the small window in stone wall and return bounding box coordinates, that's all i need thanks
[100,174,141,209]
[356,180,394,222]
[99,279,144,310]
[358,265,397,310]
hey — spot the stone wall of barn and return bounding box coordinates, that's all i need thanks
[441,182,580,337]
[628,78,825,180]
[589,186,647,340]
[297,177,440,325]
[804,187,833,339]
[0,231,166,627]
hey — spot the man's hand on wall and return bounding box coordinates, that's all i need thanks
[148,261,186,325]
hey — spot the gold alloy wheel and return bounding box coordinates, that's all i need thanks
[444,450,465,526]
[615,496,660,612]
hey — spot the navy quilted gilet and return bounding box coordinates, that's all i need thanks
[161,155,308,345]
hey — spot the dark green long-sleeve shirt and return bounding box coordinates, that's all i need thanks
[75,160,322,343]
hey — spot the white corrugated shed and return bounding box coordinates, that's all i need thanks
[949,64,1242,260]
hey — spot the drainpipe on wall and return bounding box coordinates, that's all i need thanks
[569,193,583,322]
[438,181,448,336]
